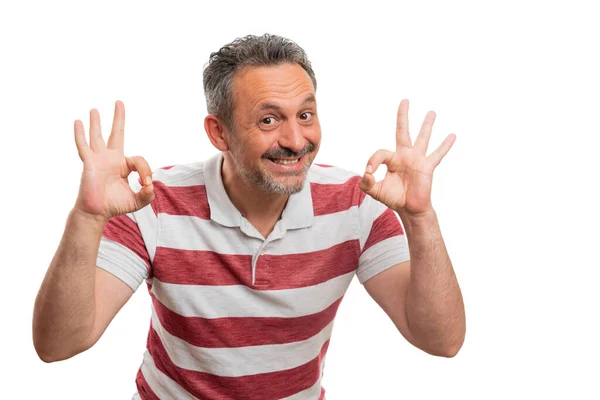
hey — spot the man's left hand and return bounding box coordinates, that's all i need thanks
[359,99,456,216]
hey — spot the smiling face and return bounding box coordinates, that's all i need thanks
[225,63,321,195]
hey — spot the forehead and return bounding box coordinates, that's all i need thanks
[232,64,315,112]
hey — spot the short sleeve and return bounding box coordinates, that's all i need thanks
[96,176,157,291]
[356,195,410,284]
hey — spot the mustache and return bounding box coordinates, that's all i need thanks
[262,143,315,159]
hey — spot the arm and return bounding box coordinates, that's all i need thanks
[32,209,134,362]
[33,101,154,362]
[364,208,465,357]
[359,99,465,357]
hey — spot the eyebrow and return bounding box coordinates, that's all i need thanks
[258,94,316,113]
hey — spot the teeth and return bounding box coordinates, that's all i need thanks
[272,158,299,165]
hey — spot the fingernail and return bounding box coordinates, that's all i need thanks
[145,176,152,185]
[366,165,373,173]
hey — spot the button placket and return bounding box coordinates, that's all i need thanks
[252,242,270,286]
[245,222,284,286]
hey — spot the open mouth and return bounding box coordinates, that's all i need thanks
[264,154,307,170]
[268,158,301,165]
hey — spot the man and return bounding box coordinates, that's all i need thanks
[33,34,465,399]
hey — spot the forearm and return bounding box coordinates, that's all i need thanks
[33,208,106,362]
[399,207,465,357]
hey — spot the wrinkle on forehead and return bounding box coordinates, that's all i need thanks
[232,64,316,116]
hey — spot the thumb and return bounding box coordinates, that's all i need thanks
[359,171,382,200]
[126,155,155,210]
[133,181,155,209]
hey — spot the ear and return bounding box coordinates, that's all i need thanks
[204,114,230,151]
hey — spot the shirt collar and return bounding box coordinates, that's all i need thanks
[204,152,314,230]
[280,170,314,230]
[204,152,244,227]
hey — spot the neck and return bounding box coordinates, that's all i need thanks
[221,153,289,222]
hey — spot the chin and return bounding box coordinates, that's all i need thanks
[262,169,308,195]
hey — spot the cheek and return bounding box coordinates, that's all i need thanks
[245,131,277,158]
[308,124,322,145]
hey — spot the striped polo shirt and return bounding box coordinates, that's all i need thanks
[97,152,410,399]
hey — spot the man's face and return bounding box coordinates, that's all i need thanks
[226,63,321,195]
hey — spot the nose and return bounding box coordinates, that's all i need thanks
[278,120,306,154]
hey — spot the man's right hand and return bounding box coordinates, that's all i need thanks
[73,100,155,222]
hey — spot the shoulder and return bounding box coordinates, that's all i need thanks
[151,161,206,187]
[127,160,208,218]
[128,160,206,191]
[308,163,367,213]
[308,163,361,184]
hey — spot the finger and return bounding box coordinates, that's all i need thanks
[396,99,412,149]
[125,155,154,186]
[107,100,125,150]
[414,110,436,156]
[89,108,106,152]
[74,119,92,161]
[134,180,155,208]
[360,148,394,200]
[358,168,383,200]
[126,155,155,208]
[364,149,395,175]
[427,133,457,167]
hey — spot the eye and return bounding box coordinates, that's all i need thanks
[261,116,276,125]
[299,112,313,121]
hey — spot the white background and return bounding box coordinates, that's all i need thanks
[1,0,599,399]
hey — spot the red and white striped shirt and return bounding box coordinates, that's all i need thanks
[97,152,409,399]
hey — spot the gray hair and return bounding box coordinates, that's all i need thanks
[202,34,317,133]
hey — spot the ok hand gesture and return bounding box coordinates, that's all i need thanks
[73,101,155,222]
[359,99,456,216]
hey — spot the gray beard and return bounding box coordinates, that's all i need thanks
[231,155,310,195]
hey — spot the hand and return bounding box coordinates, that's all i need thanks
[73,100,154,222]
[358,99,456,216]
